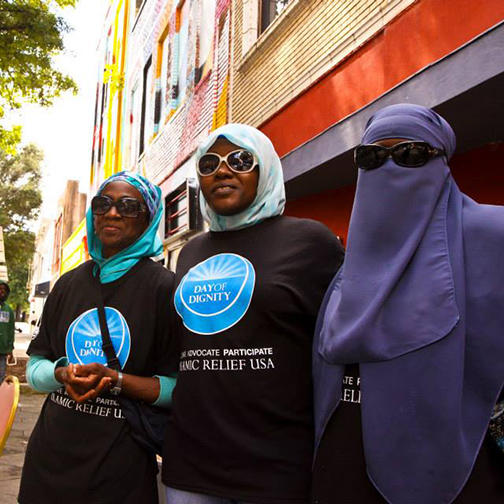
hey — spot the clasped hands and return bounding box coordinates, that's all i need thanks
[55,363,118,403]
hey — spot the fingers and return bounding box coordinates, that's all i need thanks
[74,363,107,377]
[61,362,116,402]
[65,382,86,402]
[66,364,98,390]
[68,363,110,389]
[84,377,112,402]
[65,377,112,403]
[69,373,101,389]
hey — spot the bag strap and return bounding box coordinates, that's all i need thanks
[94,264,121,371]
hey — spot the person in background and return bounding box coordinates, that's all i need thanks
[0,280,14,383]
[163,124,344,504]
[19,172,177,504]
[312,104,504,504]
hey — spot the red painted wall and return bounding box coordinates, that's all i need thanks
[284,143,504,243]
[261,0,504,157]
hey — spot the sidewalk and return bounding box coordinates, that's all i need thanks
[0,331,45,503]
[0,386,45,503]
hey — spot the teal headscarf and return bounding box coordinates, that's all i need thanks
[197,123,286,231]
[86,171,163,283]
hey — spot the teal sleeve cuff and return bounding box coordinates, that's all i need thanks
[153,374,176,408]
[27,355,68,393]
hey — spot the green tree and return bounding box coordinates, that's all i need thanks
[0,143,43,313]
[0,0,78,153]
[4,230,35,314]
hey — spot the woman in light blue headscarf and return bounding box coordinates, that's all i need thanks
[196,123,286,231]
[162,124,344,504]
[20,171,177,504]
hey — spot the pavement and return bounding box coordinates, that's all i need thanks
[13,323,32,360]
[0,386,45,503]
[0,330,45,503]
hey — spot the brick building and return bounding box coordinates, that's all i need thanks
[51,181,87,282]
[231,0,504,241]
[89,0,504,258]
[90,0,231,267]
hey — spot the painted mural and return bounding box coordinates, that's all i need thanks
[90,0,129,192]
[90,0,231,196]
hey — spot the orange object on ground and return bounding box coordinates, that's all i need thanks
[0,375,20,456]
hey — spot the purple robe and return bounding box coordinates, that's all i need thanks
[314,104,504,504]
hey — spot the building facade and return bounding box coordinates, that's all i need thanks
[28,219,55,327]
[51,181,87,282]
[89,0,504,258]
[90,0,232,268]
[231,0,504,241]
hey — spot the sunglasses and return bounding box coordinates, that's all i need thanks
[354,141,445,171]
[91,195,148,218]
[198,149,258,177]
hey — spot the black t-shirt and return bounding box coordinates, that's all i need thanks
[19,259,176,504]
[162,216,344,504]
[312,366,504,504]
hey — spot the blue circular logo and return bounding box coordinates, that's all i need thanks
[175,253,256,335]
[65,307,131,367]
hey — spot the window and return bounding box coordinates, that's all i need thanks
[260,0,291,33]
[52,215,63,275]
[164,179,203,241]
[195,0,216,84]
[154,24,173,132]
[135,0,144,17]
[165,184,188,238]
[173,0,190,105]
[129,82,141,167]
[139,56,153,156]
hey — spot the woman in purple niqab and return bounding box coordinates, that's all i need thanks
[313,104,504,504]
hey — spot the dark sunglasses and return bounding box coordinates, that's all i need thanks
[354,141,446,171]
[198,149,258,177]
[91,195,148,218]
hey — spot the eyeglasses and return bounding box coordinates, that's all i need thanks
[91,195,148,218]
[197,149,258,177]
[354,141,446,171]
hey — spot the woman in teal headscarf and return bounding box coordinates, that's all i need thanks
[162,124,344,504]
[19,172,177,504]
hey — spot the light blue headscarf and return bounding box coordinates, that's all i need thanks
[86,171,163,283]
[197,123,285,231]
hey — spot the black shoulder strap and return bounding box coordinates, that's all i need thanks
[94,264,121,371]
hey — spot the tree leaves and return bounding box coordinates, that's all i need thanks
[0,143,43,231]
[3,229,36,311]
[0,0,78,106]
[0,0,77,308]
[0,0,78,153]
[0,143,43,311]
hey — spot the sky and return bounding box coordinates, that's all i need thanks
[7,0,109,220]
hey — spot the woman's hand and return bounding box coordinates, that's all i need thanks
[55,363,116,403]
[55,363,161,404]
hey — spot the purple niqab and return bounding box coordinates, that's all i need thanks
[314,104,504,503]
